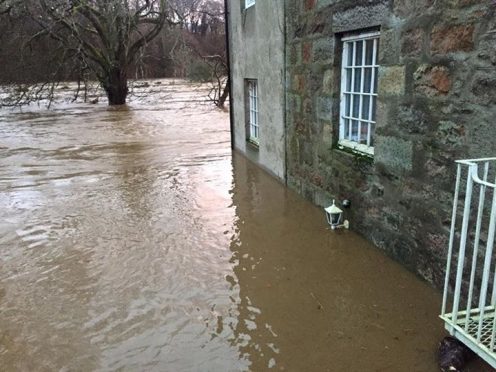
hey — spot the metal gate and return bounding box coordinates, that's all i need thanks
[441,158,496,368]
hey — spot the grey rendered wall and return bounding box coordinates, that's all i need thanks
[227,0,286,180]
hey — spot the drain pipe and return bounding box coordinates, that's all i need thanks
[283,0,288,185]
[224,0,235,150]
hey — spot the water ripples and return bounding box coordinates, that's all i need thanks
[0,80,456,372]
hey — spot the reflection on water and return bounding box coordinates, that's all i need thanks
[0,80,487,371]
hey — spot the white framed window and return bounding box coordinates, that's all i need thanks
[339,31,380,156]
[245,0,255,9]
[248,80,259,144]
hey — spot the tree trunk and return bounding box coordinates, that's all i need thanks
[102,68,128,105]
[217,78,229,108]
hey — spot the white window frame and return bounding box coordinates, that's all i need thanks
[248,80,259,144]
[339,31,380,157]
[245,0,255,9]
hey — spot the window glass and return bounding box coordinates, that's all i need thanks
[339,32,380,156]
[245,0,255,9]
[247,80,259,144]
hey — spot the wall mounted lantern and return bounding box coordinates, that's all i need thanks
[324,200,350,230]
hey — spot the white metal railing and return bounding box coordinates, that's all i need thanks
[441,157,496,368]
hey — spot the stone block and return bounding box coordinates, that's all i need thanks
[293,74,306,92]
[430,24,475,54]
[317,96,332,120]
[375,136,413,173]
[379,29,399,65]
[397,103,431,135]
[332,2,390,33]
[314,189,332,208]
[401,28,424,56]
[316,0,335,10]
[287,174,302,192]
[301,141,314,166]
[393,0,434,18]
[322,69,333,94]
[375,99,389,130]
[414,65,451,96]
[477,36,496,66]
[313,38,334,63]
[436,120,465,146]
[290,43,302,65]
[305,0,316,11]
[295,118,308,136]
[458,0,481,7]
[378,65,406,96]
[321,121,333,147]
[303,97,313,115]
[310,171,324,187]
[302,42,313,64]
[288,93,302,113]
[471,73,496,106]
[308,11,328,35]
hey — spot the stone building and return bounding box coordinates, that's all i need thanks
[227,0,496,288]
[227,0,286,180]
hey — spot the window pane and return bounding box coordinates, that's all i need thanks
[340,34,379,150]
[369,123,375,147]
[364,68,372,93]
[371,96,377,121]
[354,68,362,92]
[355,40,363,66]
[347,42,353,67]
[360,122,368,144]
[362,95,370,120]
[365,39,374,65]
[351,120,359,141]
[373,67,378,93]
[344,119,350,139]
[346,68,352,91]
[352,94,360,117]
[376,39,380,60]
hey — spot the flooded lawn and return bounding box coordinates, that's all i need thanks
[0,80,489,371]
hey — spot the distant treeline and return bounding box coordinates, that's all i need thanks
[0,0,226,85]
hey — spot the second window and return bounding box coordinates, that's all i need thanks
[339,31,380,156]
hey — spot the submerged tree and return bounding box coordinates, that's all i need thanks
[21,0,168,105]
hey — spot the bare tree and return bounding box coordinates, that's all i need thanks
[204,54,228,108]
[167,0,229,107]
[14,0,168,105]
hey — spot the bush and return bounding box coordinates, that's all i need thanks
[187,61,212,83]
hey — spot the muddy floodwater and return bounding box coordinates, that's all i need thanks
[0,80,489,371]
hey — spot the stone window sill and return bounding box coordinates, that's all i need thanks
[337,139,374,157]
[247,138,259,150]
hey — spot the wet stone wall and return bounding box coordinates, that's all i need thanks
[284,0,496,287]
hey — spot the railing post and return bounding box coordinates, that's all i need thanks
[477,174,496,342]
[465,162,489,330]
[442,163,462,318]
[452,165,474,327]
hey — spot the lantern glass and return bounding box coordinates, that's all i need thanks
[330,212,342,226]
[324,200,343,228]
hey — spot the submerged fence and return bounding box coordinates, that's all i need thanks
[441,157,496,368]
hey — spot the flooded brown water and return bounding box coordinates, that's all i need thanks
[0,80,490,371]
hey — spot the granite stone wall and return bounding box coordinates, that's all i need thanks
[284,0,496,287]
